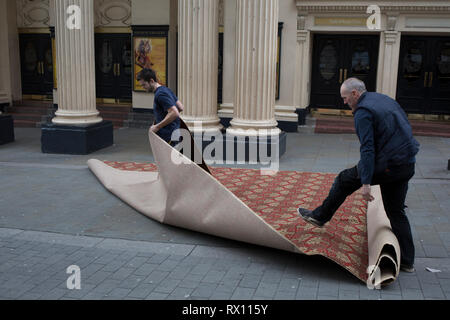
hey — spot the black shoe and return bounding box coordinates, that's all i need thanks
[297,207,325,228]
[400,264,415,273]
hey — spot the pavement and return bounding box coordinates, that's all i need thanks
[0,116,449,301]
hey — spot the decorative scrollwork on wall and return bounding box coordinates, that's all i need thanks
[17,0,50,28]
[95,0,132,27]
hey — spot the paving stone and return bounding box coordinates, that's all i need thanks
[338,290,359,300]
[154,278,181,294]
[401,289,424,300]
[191,283,218,299]
[91,279,122,294]
[254,282,278,298]
[202,270,226,283]
[277,278,300,292]
[107,288,131,299]
[230,287,255,300]
[85,271,113,285]
[144,270,169,285]
[295,287,318,300]
[210,291,233,300]
[190,263,213,276]
[167,287,194,300]
[145,292,168,300]
[167,265,192,280]
[380,293,402,300]
[423,245,448,258]
[133,263,158,276]
[178,279,201,289]
[420,283,445,299]
[118,275,145,289]
[63,284,96,299]
[111,267,135,281]
[274,290,296,300]
[358,288,381,300]
[147,254,170,264]
[128,283,157,299]
[39,288,67,300]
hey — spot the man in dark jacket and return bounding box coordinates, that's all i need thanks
[137,68,184,146]
[298,78,420,272]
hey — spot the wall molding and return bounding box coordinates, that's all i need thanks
[95,0,132,27]
[17,0,51,28]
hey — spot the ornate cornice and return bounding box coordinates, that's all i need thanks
[296,1,450,13]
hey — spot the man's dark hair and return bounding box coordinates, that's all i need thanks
[137,68,157,83]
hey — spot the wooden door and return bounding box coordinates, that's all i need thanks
[95,34,132,102]
[20,34,53,96]
[310,34,379,110]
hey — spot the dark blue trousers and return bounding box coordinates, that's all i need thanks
[312,163,415,266]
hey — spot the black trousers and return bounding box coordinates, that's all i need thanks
[312,163,415,266]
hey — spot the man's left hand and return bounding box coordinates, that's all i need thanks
[361,184,374,202]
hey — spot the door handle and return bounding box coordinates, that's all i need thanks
[38,62,42,75]
[428,72,433,88]
[344,69,348,81]
[117,64,120,76]
[339,68,343,84]
[113,63,117,76]
[424,72,429,87]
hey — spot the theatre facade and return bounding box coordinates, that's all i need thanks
[0,0,449,151]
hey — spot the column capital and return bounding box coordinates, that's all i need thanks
[297,29,309,43]
[384,31,400,44]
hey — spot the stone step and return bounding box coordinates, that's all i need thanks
[11,113,45,122]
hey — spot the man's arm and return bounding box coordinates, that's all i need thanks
[355,109,375,202]
[175,100,184,113]
[150,106,180,133]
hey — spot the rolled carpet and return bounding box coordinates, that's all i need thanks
[88,130,400,288]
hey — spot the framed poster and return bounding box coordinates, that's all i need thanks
[132,26,169,92]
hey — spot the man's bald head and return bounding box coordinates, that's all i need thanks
[340,78,367,111]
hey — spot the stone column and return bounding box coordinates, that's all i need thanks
[217,0,236,124]
[378,31,401,99]
[178,0,222,133]
[294,24,311,120]
[42,0,112,154]
[227,0,280,136]
[0,0,11,112]
[52,0,102,125]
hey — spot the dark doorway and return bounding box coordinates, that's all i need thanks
[397,36,450,115]
[310,34,379,110]
[95,34,132,103]
[19,33,54,97]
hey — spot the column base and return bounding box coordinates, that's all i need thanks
[41,121,114,155]
[296,108,308,126]
[191,131,287,163]
[0,115,15,145]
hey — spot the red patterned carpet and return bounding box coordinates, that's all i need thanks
[104,161,369,281]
